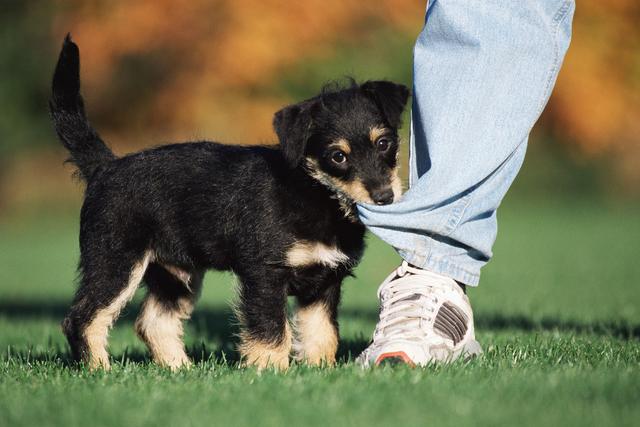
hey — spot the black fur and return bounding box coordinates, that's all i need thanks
[50,34,115,181]
[50,36,409,367]
[361,80,410,128]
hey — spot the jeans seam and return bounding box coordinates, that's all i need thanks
[408,234,429,267]
[427,253,479,280]
[402,237,480,279]
[442,191,474,237]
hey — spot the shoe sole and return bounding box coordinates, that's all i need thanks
[375,351,416,367]
[374,340,483,367]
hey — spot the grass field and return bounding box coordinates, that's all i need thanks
[1,199,639,426]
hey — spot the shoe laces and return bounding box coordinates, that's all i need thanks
[371,261,460,346]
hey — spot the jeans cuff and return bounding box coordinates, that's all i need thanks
[397,247,481,287]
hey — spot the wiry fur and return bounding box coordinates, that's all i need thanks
[51,35,409,370]
[293,301,338,365]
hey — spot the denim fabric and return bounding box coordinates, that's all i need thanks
[357,0,575,285]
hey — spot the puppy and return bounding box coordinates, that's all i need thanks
[50,35,409,370]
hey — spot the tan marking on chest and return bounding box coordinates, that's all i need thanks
[286,240,350,268]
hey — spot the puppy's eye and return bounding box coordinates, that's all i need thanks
[376,138,391,151]
[331,151,347,164]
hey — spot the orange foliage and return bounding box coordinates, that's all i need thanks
[550,0,640,156]
[51,0,639,168]
[52,0,423,145]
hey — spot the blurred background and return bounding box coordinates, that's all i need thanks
[1,4,639,423]
[0,0,639,218]
[1,0,639,319]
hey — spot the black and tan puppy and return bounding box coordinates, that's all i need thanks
[50,35,409,370]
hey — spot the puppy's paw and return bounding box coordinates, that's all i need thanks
[87,353,111,371]
[293,340,337,367]
[158,353,192,371]
[239,335,291,371]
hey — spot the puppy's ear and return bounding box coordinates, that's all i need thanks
[361,80,410,128]
[273,100,316,168]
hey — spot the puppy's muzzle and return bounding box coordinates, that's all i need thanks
[371,187,394,205]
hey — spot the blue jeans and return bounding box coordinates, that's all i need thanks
[357,0,575,286]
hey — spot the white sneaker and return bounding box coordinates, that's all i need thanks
[356,261,482,367]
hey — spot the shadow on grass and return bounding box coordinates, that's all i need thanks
[1,300,638,366]
[0,299,370,365]
[341,308,640,341]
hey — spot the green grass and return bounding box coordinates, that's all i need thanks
[1,200,639,427]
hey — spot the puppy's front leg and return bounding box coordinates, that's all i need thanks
[237,273,291,370]
[294,284,340,366]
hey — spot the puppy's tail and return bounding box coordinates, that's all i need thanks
[50,34,115,181]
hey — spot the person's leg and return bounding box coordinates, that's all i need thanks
[357,0,574,366]
[358,0,574,286]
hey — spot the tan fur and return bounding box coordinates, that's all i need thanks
[286,240,349,268]
[239,322,292,370]
[305,158,373,203]
[390,167,402,202]
[369,126,388,144]
[305,158,373,217]
[294,302,338,366]
[329,138,351,154]
[370,125,404,202]
[83,251,152,370]
[135,293,194,370]
[335,179,373,204]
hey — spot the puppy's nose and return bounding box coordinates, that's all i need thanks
[371,188,395,205]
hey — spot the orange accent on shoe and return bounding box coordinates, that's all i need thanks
[375,351,416,367]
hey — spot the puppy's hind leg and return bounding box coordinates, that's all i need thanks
[135,264,203,370]
[63,250,153,370]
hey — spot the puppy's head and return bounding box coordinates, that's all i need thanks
[273,80,410,206]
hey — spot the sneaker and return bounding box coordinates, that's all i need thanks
[356,261,482,367]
